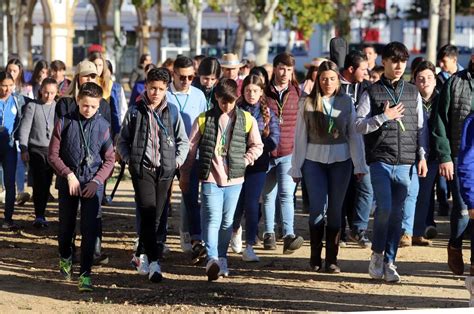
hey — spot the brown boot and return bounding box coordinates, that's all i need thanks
[447,245,464,275]
[412,236,432,246]
[399,234,412,247]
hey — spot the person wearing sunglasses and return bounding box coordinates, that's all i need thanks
[166,55,207,264]
[55,60,111,125]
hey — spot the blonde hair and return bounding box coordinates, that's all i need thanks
[88,52,112,98]
[304,60,341,137]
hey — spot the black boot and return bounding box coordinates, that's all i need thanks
[325,227,341,273]
[309,222,324,271]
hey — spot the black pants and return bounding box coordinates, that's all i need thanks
[57,177,103,275]
[29,146,53,219]
[132,167,172,262]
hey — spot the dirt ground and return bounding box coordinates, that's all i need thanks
[0,170,472,312]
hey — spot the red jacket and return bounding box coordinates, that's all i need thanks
[265,83,300,157]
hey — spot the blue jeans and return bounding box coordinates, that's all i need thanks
[413,162,438,237]
[201,182,242,260]
[352,168,373,232]
[436,175,450,208]
[234,171,266,245]
[181,163,201,241]
[0,145,17,222]
[262,155,296,237]
[449,158,469,249]
[370,162,412,263]
[401,165,419,236]
[303,159,352,229]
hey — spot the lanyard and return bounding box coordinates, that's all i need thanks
[322,98,335,134]
[40,104,54,135]
[218,115,233,148]
[78,117,93,158]
[381,80,406,131]
[206,87,214,110]
[152,110,170,138]
[173,93,189,113]
[0,100,5,127]
[274,84,288,120]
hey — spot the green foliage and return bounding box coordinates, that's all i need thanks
[207,0,222,12]
[169,0,209,14]
[132,0,157,9]
[277,0,335,40]
[456,0,474,14]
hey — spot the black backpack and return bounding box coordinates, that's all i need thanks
[329,37,348,69]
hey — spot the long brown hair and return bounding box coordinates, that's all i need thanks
[306,60,341,137]
[241,74,270,137]
[88,52,112,94]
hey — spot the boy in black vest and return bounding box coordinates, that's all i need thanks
[432,54,474,275]
[48,82,115,292]
[355,42,428,283]
[117,68,189,283]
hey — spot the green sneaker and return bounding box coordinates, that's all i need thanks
[78,273,93,292]
[59,256,72,280]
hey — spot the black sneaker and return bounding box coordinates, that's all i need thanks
[33,217,48,228]
[424,225,438,239]
[348,230,371,248]
[101,196,112,206]
[263,233,277,250]
[283,235,304,254]
[191,242,207,265]
[2,220,20,231]
[93,253,109,266]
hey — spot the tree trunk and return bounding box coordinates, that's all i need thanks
[426,0,440,64]
[232,21,246,58]
[254,30,271,66]
[15,2,28,66]
[186,0,202,56]
[236,0,278,66]
[156,0,163,63]
[438,0,450,48]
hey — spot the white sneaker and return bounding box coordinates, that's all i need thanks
[384,262,401,283]
[180,231,192,253]
[135,254,150,275]
[466,276,474,307]
[148,261,163,282]
[368,252,384,279]
[205,258,220,281]
[218,257,229,277]
[242,245,260,262]
[230,226,243,254]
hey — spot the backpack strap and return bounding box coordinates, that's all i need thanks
[243,111,252,133]
[198,112,207,134]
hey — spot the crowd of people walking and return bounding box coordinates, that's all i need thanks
[0,41,473,296]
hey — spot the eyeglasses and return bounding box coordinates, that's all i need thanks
[178,75,194,81]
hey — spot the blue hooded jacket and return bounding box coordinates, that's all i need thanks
[458,112,474,209]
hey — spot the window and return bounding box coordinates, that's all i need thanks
[202,29,219,46]
[168,28,182,47]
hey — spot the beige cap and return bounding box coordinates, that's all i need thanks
[77,60,98,76]
[220,53,243,68]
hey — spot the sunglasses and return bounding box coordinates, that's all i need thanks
[177,74,194,81]
[83,74,97,79]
